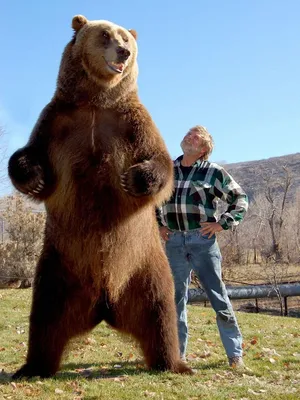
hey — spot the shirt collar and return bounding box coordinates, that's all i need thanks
[174,155,208,168]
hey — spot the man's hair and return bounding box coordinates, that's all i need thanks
[189,125,214,160]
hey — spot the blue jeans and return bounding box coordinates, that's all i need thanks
[165,230,243,359]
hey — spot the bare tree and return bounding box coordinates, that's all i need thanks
[246,167,294,315]
[281,189,300,264]
[264,166,292,262]
[244,193,270,265]
[294,189,300,259]
[0,193,46,286]
[0,126,8,192]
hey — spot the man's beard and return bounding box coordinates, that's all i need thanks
[180,140,201,156]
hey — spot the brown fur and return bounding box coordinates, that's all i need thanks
[8,16,192,379]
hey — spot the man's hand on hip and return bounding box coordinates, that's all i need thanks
[159,226,172,241]
[200,222,223,239]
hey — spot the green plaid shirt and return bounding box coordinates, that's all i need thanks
[156,156,248,231]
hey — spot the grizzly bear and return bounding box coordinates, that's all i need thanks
[8,15,192,379]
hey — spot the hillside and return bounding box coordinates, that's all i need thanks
[223,152,300,202]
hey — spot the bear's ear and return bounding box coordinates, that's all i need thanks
[128,29,137,40]
[72,15,88,32]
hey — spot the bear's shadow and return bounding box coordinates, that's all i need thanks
[0,361,163,384]
[58,360,148,380]
[0,360,225,384]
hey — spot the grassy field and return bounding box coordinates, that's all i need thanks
[0,289,300,399]
[222,263,300,285]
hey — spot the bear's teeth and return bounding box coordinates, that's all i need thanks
[109,62,124,71]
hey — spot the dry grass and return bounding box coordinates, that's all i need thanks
[222,263,300,285]
[0,289,300,399]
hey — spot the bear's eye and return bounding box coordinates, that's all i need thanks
[102,31,110,40]
[122,36,129,43]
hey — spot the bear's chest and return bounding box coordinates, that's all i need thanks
[52,108,133,183]
[62,109,128,149]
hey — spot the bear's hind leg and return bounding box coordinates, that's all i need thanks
[111,266,193,375]
[12,246,95,380]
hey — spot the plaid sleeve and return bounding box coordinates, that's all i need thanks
[213,167,249,230]
[155,206,165,227]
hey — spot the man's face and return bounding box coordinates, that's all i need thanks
[180,130,206,156]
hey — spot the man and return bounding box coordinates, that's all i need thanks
[156,125,248,368]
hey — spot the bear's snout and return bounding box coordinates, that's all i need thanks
[116,46,131,62]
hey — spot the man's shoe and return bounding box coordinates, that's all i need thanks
[228,356,244,369]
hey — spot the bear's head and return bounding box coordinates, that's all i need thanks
[56,15,139,104]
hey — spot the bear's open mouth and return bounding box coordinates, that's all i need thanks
[103,57,126,74]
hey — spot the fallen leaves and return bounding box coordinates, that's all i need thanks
[84,337,96,345]
[200,350,212,358]
[75,367,94,377]
[248,388,267,396]
[143,390,156,397]
[16,326,25,335]
[252,347,281,363]
[186,350,211,361]
[187,338,218,361]
[1,290,300,399]
[262,348,281,357]
[6,381,42,397]
[112,376,128,382]
[250,337,258,345]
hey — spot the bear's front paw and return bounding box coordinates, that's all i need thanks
[12,363,53,380]
[121,161,162,197]
[8,148,46,197]
[12,364,39,380]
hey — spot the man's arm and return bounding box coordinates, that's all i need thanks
[155,206,165,227]
[155,206,172,241]
[214,167,249,230]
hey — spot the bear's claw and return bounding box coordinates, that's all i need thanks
[8,149,46,198]
[120,172,129,192]
[120,161,158,197]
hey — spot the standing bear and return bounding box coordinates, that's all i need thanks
[8,15,192,379]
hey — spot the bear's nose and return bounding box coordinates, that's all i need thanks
[116,46,131,61]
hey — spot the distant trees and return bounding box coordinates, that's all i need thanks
[0,194,45,286]
[218,164,299,266]
[0,161,299,289]
[0,127,45,286]
[0,126,7,190]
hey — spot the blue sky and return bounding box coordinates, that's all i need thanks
[1,0,300,193]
